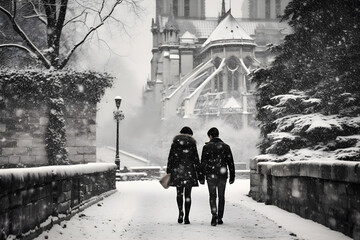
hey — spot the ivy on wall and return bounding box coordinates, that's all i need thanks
[0,68,113,165]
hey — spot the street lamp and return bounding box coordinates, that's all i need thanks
[113,96,125,170]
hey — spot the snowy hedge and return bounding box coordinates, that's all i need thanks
[0,69,113,104]
[0,69,113,165]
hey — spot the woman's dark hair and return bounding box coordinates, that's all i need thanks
[207,127,219,138]
[180,126,193,135]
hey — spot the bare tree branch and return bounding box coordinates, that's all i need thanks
[0,43,36,56]
[11,0,16,17]
[73,0,99,14]
[63,9,87,26]
[1,0,143,69]
[59,0,123,68]
[25,0,47,24]
[22,14,47,21]
[0,5,52,68]
[99,0,105,16]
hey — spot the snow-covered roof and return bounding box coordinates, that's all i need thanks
[173,18,217,38]
[180,31,198,45]
[222,97,241,109]
[180,31,197,40]
[202,11,254,48]
[180,31,196,38]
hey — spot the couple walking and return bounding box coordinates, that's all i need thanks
[166,126,235,226]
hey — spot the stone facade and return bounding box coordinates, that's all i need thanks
[0,99,97,167]
[147,1,291,122]
[250,160,360,239]
[0,163,116,239]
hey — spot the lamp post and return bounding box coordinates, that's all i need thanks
[113,96,125,170]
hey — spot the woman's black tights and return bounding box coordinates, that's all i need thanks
[176,187,192,221]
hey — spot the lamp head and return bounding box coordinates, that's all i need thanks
[115,96,122,109]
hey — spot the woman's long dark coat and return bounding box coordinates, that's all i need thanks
[166,134,202,187]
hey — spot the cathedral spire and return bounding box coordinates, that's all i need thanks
[221,0,226,16]
[218,0,227,23]
[165,1,179,32]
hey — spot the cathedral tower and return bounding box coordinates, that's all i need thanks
[156,0,205,19]
[246,0,291,19]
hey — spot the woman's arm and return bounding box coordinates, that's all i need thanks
[166,144,174,174]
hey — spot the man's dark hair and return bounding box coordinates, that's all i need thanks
[207,127,219,138]
[180,126,193,135]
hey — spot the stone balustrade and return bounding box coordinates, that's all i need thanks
[0,163,116,239]
[250,159,360,239]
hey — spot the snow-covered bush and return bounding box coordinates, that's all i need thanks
[251,0,360,162]
[0,68,113,165]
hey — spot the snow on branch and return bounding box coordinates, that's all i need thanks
[305,115,342,133]
[274,113,343,135]
[265,132,306,155]
[0,5,51,68]
[0,44,37,58]
[25,0,47,24]
[272,93,306,107]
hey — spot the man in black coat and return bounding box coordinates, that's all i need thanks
[200,127,235,226]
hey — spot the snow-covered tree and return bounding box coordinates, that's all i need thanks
[0,0,142,69]
[251,0,360,161]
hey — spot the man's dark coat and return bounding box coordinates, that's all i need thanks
[200,137,235,181]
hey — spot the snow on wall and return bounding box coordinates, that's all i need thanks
[0,163,116,182]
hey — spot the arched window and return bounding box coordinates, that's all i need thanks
[213,57,222,68]
[227,72,233,91]
[234,71,239,91]
[243,55,253,68]
[227,56,239,71]
[226,56,240,92]
[213,57,223,92]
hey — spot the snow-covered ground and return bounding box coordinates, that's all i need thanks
[34,180,350,240]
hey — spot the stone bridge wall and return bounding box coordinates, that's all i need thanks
[250,160,360,239]
[0,163,116,239]
[0,100,97,167]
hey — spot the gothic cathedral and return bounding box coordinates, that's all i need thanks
[145,0,291,128]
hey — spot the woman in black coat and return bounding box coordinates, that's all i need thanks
[166,126,203,224]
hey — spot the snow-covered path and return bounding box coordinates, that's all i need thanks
[34,180,350,240]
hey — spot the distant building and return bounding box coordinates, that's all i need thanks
[145,0,291,127]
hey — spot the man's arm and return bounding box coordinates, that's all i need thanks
[193,144,204,183]
[226,145,235,184]
[199,145,209,184]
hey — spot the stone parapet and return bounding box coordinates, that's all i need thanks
[0,163,116,239]
[250,160,360,239]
